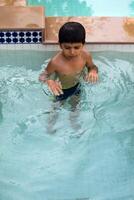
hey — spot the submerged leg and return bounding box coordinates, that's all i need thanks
[46,100,64,134]
[68,94,81,131]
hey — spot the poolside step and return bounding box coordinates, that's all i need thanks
[0,6,44,29]
[0,6,45,44]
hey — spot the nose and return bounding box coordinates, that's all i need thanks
[70,48,75,55]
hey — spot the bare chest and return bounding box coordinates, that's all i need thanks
[57,59,85,75]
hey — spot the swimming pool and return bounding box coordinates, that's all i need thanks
[0,46,134,200]
[27,0,134,16]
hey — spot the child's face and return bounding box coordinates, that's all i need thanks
[60,43,84,58]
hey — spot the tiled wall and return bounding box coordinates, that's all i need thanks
[0,30,42,44]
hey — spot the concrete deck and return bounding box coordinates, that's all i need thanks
[44,17,134,44]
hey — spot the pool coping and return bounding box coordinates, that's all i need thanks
[0,43,134,52]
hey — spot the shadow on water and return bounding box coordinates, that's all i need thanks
[27,0,93,16]
[0,101,3,123]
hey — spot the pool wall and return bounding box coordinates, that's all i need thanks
[0,0,134,45]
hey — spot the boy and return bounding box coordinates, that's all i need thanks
[39,21,98,101]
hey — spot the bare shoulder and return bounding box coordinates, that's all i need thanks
[52,52,61,62]
[81,50,93,66]
[46,52,61,72]
[81,49,95,67]
[82,49,92,60]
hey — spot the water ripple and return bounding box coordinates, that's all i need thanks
[0,51,134,200]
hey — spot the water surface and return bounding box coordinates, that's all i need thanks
[0,50,134,200]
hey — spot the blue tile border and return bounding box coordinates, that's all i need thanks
[0,30,42,44]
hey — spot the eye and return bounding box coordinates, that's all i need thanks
[65,47,71,49]
[74,46,80,49]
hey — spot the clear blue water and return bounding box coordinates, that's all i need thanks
[0,49,134,200]
[27,0,134,16]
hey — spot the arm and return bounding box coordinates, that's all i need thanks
[39,60,63,96]
[85,52,98,83]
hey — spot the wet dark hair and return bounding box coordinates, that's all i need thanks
[58,22,86,44]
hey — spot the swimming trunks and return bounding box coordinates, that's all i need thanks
[56,82,81,101]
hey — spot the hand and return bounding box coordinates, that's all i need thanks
[39,74,46,82]
[47,80,63,96]
[85,70,98,83]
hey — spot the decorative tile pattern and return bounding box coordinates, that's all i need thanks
[0,30,42,44]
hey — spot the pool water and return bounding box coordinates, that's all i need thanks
[28,0,134,16]
[0,49,134,200]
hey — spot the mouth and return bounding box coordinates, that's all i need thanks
[69,55,77,58]
[69,55,75,57]
[63,53,78,59]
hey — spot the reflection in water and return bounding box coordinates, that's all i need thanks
[130,0,134,16]
[28,0,134,16]
[28,0,93,16]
